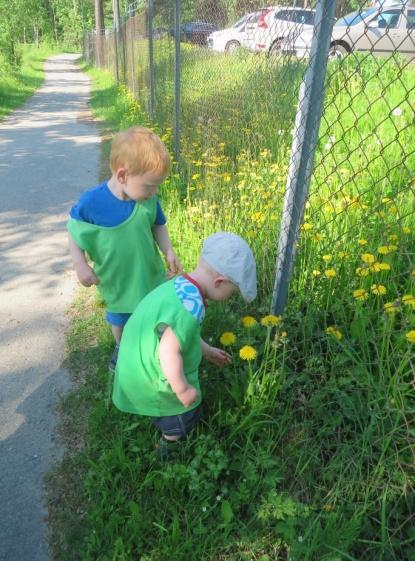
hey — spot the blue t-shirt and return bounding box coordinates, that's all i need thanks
[70,181,166,227]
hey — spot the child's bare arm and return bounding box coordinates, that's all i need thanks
[152,224,183,277]
[158,327,198,407]
[201,338,232,366]
[68,235,99,287]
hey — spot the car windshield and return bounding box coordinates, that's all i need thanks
[335,7,377,26]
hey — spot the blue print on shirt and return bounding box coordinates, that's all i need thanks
[174,276,205,324]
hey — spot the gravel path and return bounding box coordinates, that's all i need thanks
[0,53,100,561]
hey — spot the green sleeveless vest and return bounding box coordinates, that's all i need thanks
[112,279,203,417]
[67,197,166,313]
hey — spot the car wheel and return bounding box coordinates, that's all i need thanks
[225,40,240,54]
[268,39,283,56]
[328,43,349,60]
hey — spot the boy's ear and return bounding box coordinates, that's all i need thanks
[213,275,227,288]
[116,167,128,184]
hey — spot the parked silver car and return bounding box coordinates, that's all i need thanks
[282,4,415,60]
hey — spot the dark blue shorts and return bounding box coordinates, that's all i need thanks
[150,404,202,438]
[105,311,132,327]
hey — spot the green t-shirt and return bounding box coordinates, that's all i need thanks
[112,279,203,417]
[67,197,166,313]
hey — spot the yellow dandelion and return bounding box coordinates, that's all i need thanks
[406,331,415,343]
[322,254,332,262]
[361,253,375,264]
[239,345,257,361]
[312,233,325,242]
[261,315,282,327]
[402,294,415,308]
[371,284,387,296]
[220,332,236,346]
[402,226,411,234]
[378,262,391,271]
[301,222,313,231]
[339,251,349,259]
[356,267,370,277]
[312,269,321,277]
[370,262,382,273]
[353,288,368,301]
[325,326,342,340]
[384,301,400,314]
[324,269,337,278]
[241,316,257,328]
[358,239,368,246]
[388,234,398,242]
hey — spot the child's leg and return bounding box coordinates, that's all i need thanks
[151,405,202,442]
[105,312,132,371]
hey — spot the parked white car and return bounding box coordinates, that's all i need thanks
[207,10,269,53]
[282,3,415,60]
[243,6,316,54]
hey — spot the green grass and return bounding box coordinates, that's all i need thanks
[0,44,61,120]
[48,48,415,561]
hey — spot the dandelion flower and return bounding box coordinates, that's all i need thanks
[326,326,342,340]
[388,234,398,242]
[339,251,349,259]
[312,269,321,277]
[220,332,236,346]
[239,345,257,361]
[322,254,332,262]
[402,294,415,308]
[402,226,410,235]
[241,316,257,328]
[358,239,368,246]
[312,233,324,241]
[406,330,415,343]
[378,245,393,255]
[378,262,391,271]
[371,284,387,296]
[324,269,337,278]
[384,301,400,314]
[261,315,281,327]
[361,253,375,264]
[353,288,368,301]
[356,267,370,277]
[301,222,313,231]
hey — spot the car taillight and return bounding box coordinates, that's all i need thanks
[258,10,270,29]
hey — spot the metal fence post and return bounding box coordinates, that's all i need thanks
[173,0,181,162]
[271,0,336,316]
[148,0,155,120]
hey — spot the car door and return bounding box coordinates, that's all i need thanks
[394,8,415,59]
[357,8,405,55]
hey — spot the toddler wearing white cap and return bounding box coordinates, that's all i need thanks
[112,232,257,457]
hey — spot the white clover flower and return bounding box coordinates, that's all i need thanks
[216,495,221,501]
[202,506,207,512]
[392,107,402,117]
[298,536,304,543]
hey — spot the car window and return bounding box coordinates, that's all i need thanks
[274,10,293,22]
[336,7,377,26]
[233,15,247,28]
[247,10,267,24]
[370,9,401,29]
[406,9,415,29]
[302,11,315,25]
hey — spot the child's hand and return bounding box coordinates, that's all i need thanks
[177,385,198,407]
[75,263,99,287]
[165,249,183,278]
[204,345,232,367]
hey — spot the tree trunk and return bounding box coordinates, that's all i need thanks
[95,0,105,66]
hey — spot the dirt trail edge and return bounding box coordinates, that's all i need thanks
[0,53,100,561]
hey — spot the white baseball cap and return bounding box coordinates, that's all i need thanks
[201,232,257,302]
